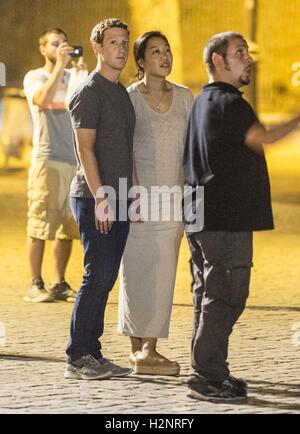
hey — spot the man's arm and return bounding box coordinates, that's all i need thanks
[74,128,113,234]
[245,115,300,152]
[33,42,73,108]
[65,57,88,109]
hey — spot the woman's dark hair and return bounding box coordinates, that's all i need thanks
[133,31,170,80]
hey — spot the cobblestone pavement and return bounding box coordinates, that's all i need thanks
[0,301,299,414]
[0,136,300,414]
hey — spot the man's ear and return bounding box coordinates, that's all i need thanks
[39,45,46,57]
[91,41,101,56]
[212,52,225,71]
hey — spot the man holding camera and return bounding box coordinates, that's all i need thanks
[23,28,87,303]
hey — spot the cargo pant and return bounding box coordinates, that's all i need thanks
[187,231,253,382]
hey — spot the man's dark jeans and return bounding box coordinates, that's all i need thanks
[187,231,253,382]
[66,197,130,363]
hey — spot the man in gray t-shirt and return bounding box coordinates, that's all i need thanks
[69,70,135,199]
[65,19,135,381]
[23,28,88,304]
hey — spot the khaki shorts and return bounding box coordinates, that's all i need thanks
[27,160,79,241]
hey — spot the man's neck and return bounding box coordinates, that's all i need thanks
[208,75,240,90]
[43,59,56,74]
[95,62,121,83]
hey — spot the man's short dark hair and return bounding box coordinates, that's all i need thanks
[203,32,247,74]
[90,18,129,45]
[39,28,68,46]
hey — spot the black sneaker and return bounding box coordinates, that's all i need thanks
[187,375,247,404]
[225,375,248,390]
[24,277,54,303]
[48,280,77,302]
[64,355,113,380]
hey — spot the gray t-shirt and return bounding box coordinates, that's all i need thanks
[23,68,76,165]
[69,71,135,199]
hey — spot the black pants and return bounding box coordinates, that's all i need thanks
[187,231,253,382]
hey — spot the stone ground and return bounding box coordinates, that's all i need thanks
[0,134,299,414]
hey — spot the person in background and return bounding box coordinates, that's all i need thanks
[23,28,87,303]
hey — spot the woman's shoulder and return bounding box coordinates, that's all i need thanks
[171,82,193,98]
[127,81,141,94]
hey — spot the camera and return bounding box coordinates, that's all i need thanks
[70,46,83,58]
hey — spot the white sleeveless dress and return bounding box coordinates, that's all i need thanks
[118,82,194,338]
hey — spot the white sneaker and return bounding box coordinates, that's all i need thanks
[24,278,54,303]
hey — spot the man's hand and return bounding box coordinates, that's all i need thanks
[56,42,74,68]
[33,43,73,108]
[129,193,143,223]
[246,115,300,151]
[71,56,88,72]
[94,197,115,234]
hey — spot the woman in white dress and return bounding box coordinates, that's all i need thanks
[118,31,194,375]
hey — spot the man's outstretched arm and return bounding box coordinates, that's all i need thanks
[245,115,300,152]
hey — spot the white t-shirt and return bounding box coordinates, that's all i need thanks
[23,68,85,165]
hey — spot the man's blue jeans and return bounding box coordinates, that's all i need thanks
[66,197,130,363]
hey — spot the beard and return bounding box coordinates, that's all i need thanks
[224,60,251,86]
[240,72,251,85]
[224,61,231,72]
